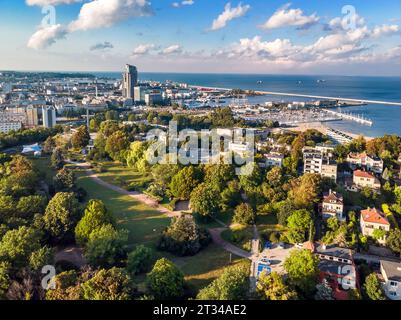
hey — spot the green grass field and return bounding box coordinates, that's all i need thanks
[76,172,170,247]
[92,162,153,190]
[33,157,245,291]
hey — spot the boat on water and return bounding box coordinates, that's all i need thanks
[257,80,263,84]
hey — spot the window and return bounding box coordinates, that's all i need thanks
[389,291,397,297]
[390,281,398,287]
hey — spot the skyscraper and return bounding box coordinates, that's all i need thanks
[42,106,57,128]
[122,64,138,99]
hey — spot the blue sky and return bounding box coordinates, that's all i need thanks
[1,0,401,75]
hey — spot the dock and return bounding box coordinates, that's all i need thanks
[190,85,401,107]
[323,109,373,126]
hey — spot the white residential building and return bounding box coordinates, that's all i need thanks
[380,260,401,300]
[353,170,381,191]
[360,207,390,244]
[322,190,345,221]
[264,153,284,168]
[347,152,384,175]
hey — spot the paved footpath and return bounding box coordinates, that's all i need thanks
[208,228,252,259]
[68,160,180,218]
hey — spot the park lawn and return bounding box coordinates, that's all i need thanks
[93,162,153,190]
[134,244,244,293]
[76,172,171,248]
[175,244,244,291]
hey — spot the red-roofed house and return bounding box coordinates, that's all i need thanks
[360,208,391,244]
[322,190,345,221]
[353,170,381,191]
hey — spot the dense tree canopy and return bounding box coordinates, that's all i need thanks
[256,271,298,300]
[43,192,80,243]
[284,249,319,296]
[197,262,249,300]
[158,215,211,256]
[147,258,185,300]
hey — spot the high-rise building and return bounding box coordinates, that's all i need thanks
[122,64,138,99]
[42,106,57,128]
[26,106,39,127]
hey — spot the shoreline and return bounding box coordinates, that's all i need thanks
[283,122,375,141]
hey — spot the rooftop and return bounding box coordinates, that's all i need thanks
[315,244,353,261]
[323,191,343,204]
[381,260,401,282]
[361,207,390,226]
[354,170,376,179]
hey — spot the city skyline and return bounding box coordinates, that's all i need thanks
[1,0,401,75]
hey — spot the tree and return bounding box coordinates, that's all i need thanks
[43,136,56,154]
[105,110,119,121]
[190,183,220,218]
[75,199,114,246]
[81,268,134,300]
[54,168,75,192]
[126,141,147,170]
[170,166,201,200]
[233,203,256,226]
[45,270,81,300]
[43,192,80,243]
[105,130,129,162]
[147,258,185,300]
[126,245,154,276]
[0,262,10,299]
[85,224,128,268]
[3,155,38,196]
[266,167,283,188]
[372,228,387,242]
[197,262,249,300]
[284,249,319,295]
[387,229,401,255]
[71,125,90,149]
[203,165,235,192]
[256,272,298,300]
[286,209,313,244]
[277,200,295,226]
[29,246,54,271]
[51,147,64,170]
[16,195,46,220]
[364,273,386,300]
[158,214,211,256]
[288,174,322,209]
[0,226,41,271]
[314,279,334,300]
[219,180,241,212]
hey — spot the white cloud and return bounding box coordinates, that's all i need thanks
[69,0,153,32]
[132,43,157,55]
[210,2,250,31]
[372,24,400,37]
[326,14,365,32]
[27,24,68,50]
[182,0,194,5]
[161,45,183,55]
[90,41,114,51]
[26,0,81,6]
[260,3,319,30]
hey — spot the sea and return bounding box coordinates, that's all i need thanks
[92,72,401,138]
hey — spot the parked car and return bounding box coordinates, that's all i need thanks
[264,241,272,250]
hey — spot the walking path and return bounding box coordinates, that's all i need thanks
[68,160,180,218]
[208,228,251,259]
